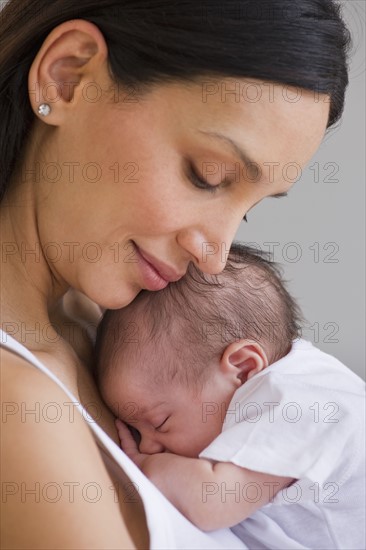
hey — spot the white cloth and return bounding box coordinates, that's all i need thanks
[0,330,246,550]
[199,338,366,549]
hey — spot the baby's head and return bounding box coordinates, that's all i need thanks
[95,243,303,457]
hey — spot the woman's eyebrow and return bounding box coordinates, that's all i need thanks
[197,129,261,177]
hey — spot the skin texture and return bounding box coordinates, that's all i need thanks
[1,348,139,550]
[117,420,294,532]
[103,340,269,457]
[0,18,330,550]
[110,340,292,530]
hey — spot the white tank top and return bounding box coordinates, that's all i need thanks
[0,330,246,550]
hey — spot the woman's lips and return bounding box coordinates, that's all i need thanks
[132,243,183,291]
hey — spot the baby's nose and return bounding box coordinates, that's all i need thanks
[139,434,165,455]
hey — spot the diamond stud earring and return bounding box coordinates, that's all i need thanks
[38,103,51,117]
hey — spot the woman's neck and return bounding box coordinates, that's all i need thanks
[1,172,120,442]
[0,178,69,351]
[1,119,70,327]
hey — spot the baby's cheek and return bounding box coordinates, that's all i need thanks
[170,433,207,458]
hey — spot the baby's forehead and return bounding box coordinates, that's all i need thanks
[138,400,168,416]
[117,395,170,424]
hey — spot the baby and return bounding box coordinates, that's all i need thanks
[94,243,365,550]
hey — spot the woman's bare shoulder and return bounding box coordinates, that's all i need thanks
[1,348,136,549]
[2,343,61,384]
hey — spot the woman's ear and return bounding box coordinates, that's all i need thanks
[220,340,269,386]
[28,19,110,124]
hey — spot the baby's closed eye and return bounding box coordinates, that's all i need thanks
[155,416,170,432]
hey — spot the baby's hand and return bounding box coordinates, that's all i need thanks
[115,419,150,470]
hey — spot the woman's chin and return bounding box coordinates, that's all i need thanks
[91,285,142,311]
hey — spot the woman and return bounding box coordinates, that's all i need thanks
[0,1,351,548]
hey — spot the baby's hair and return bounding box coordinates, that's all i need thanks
[94,242,304,392]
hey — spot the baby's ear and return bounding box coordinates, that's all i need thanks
[220,340,268,385]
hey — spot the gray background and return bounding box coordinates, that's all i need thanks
[234,1,365,379]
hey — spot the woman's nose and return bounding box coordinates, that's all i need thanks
[138,434,165,455]
[177,227,237,275]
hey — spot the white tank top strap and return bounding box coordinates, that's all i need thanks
[0,329,114,455]
[0,329,246,549]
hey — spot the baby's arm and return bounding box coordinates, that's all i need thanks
[116,420,293,531]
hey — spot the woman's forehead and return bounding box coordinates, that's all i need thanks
[139,78,330,161]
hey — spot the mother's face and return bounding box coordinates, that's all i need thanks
[29,25,330,309]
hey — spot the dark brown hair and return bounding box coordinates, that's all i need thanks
[0,0,352,200]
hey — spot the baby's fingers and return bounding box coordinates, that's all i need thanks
[115,419,149,469]
[115,419,139,457]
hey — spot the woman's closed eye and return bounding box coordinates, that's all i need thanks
[187,162,248,221]
[188,162,232,194]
